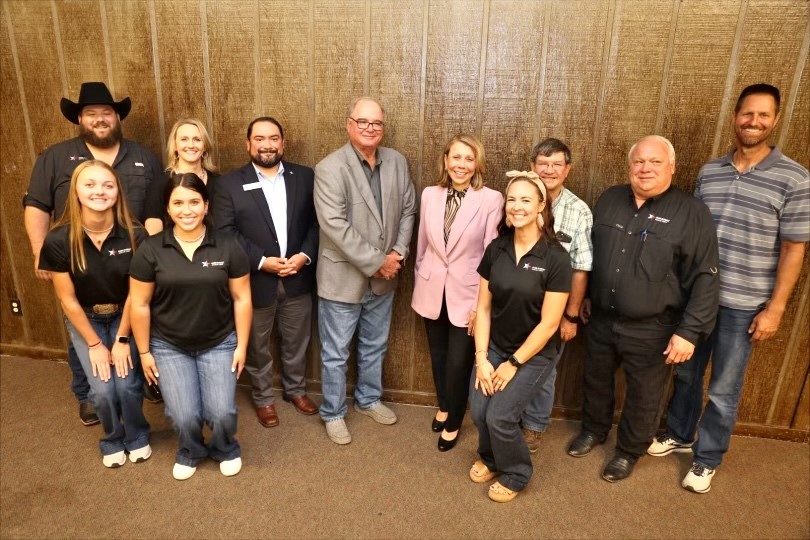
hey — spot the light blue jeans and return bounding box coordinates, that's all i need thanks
[521,342,565,432]
[66,313,150,457]
[151,332,240,467]
[318,290,394,421]
[665,306,758,469]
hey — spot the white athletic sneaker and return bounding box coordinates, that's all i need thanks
[102,450,126,468]
[220,457,242,477]
[128,444,152,463]
[647,434,694,457]
[325,418,352,445]
[172,463,197,481]
[682,462,715,493]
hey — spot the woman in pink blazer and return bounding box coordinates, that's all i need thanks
[412,134,503,451]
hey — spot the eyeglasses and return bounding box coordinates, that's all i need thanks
[349,118,385,131]
[533,160,567,171]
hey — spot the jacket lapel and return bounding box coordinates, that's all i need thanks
[445,187,483,253]
[283,163,297,230]
[244,164,278,240]
[428,187,449,263]
[343,144,383,230]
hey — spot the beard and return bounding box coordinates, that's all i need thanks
[735,125,773,148]
[79,121,123,149]
[251,149,283,169]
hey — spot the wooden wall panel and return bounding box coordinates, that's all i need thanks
[2,0,808,440]
[659,0,741,193]
[480,0,545,185]
[590,0,674,199]
[205,0,256,171]
[369,0,425,393]
[538,0,610,201]
[258,1,313,165]
[312,0,365,163]
[154,0,207,154]
[103,0,162,157]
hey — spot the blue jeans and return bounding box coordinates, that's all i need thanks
[67,341,90,402]
[469,342,556,492]
[665,306,758,469]
[521,342,565,432]
[318,290,394,421]
[151,333,240,467]
[65,313,150,456]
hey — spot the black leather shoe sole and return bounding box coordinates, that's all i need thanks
[432,418,446,433]
[602,456,637,482]
[438,434,458,452]
[567,432,605,457]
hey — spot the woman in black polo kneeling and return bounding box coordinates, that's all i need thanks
[129,173,252,481]
[39,160,151,468]
[468,171,571,502]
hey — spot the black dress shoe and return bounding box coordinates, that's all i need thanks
[432,417,446,433]
[602,455,637,482]
[78,401,100,426]
[143,383,163,404]
[438,434,458,452]
[567,431,605,457]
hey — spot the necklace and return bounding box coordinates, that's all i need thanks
[82,224,114,234]
[174,226,206,244]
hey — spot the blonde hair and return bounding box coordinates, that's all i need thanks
[438,134,486,190]
[166,118,218,173]
[54,160,139,274]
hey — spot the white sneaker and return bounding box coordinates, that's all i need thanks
[102,450,126,468]
[128,444,152,463]
[325,418,352,445]
[220,457,242,477]
[172,463,197,481]
[647,434,694,457]
[682,462,715,493]
[354,402,397,425]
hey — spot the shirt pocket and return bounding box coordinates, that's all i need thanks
[637,233,673,282]
[119,166,148,219]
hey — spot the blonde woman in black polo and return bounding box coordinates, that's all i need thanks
[129,173,252,481]
[469,171,571,502]
[38,160,151,468]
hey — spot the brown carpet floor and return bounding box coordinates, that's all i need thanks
[1,355,808,539]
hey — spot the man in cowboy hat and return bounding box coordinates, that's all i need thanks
[23,81,167,424]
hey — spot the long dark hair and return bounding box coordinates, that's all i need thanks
[497,172,559,247]
[162,172,213,230]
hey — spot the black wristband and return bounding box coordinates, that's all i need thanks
[508,355,521,368]
[563,312,581,324]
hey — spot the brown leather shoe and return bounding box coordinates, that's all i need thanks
[283,394,318,415]
[255,404,280,427]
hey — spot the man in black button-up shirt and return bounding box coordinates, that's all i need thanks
[567,135,719,483]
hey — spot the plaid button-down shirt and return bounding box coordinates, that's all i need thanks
[551,187,593,271]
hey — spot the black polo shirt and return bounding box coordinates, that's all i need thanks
[38,223,148,307]
[477,234,572,357]
[129,228,250,352]
[24,137,167,222]
[590,184,719,344]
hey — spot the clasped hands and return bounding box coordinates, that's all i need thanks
[262,254,307,276]
[474,358,517,396]
[372,251,403,280]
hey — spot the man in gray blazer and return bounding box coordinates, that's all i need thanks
[314,97,417,444]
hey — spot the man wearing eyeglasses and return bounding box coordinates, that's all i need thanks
[520,138,593,454]
[313,97,417,444]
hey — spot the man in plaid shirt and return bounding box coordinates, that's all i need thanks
[521,138,593,452]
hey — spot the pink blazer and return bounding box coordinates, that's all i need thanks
[411,185,503,327]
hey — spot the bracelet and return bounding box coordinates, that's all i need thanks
[475,350,488,356]
[139,350,151,356]
[88,340,102,349]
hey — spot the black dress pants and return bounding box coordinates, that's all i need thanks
[581,314,673,458]
[424,297,475,432]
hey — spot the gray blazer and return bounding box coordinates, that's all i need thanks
[314,143,417,303]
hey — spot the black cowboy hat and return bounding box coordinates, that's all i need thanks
[59,82,131,124]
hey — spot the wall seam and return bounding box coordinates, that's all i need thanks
[777,12,809,148]
[654,0,680,135]
[98,0,114,91]
[532,0,551,148]
[475,0,490,136]
[147,0,166,158]
[200,0,215,162]
[711,0,747,157]
[50,0,69,97]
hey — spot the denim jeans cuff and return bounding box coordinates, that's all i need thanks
[99,442,127,456]
[125,435,151,453]
[497,475,527,493]
[521,420,549,433]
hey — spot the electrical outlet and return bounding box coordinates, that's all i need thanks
[10,299,23,316]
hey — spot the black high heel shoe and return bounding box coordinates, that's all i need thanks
[438,432,458,452]
[432,417,446,433]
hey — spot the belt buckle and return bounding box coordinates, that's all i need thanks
[92,303,118,315]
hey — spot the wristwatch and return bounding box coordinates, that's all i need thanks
[507,355,522,368]
[116,335,130,344]
[562,312,582,324]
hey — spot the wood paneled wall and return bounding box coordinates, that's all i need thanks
[2,0,808,441]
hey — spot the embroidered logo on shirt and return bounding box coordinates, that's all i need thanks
[69,156,87,161]
[108,248,132,256]
[135,162,144,167]
[523,263,545,272]
[648,214,670,224]
[202,261,225,267]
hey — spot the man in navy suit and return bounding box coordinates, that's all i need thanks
[213,117,319,427]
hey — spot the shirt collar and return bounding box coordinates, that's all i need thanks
[161,226,216,250]
[352,146,381,167]
[720,145,782,170]
[252,161,285,181]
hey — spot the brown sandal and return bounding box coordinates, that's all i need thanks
[488,481,518,502]
[469,460,499,483]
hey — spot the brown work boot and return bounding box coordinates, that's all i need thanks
[522,428,542,454]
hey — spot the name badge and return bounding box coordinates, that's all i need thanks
[243,182,262,191]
